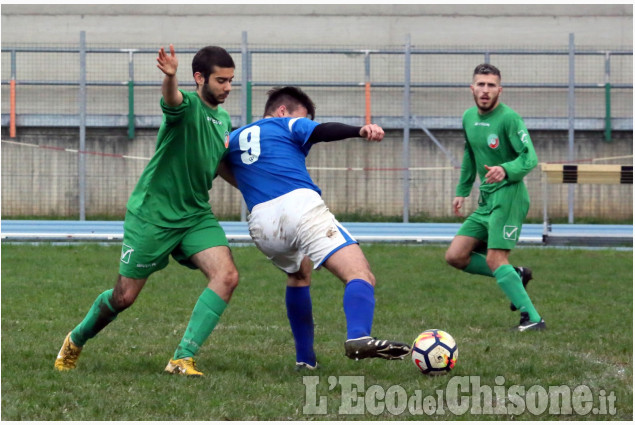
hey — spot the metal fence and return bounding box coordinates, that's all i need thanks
[1,32,633,223]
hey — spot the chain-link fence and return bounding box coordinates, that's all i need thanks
[1,34,633,223]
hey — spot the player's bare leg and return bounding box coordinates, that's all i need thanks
[446,235,495,277]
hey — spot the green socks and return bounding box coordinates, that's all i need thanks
[173,288,227,360]
[463,257,541,323]
[494,265,541,322]
[71,289,119,347]
[463,252,494,277]
[68,287,228,357]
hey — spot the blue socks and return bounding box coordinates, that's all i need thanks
[343,279,375,339]
[286,279,376,364]
[285,286,316,366]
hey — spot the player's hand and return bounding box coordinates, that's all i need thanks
[157,44,178,77]
[484,165,506,184]
[452,197,465,217]
[359,124,384,142]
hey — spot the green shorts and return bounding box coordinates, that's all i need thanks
[457,183,530,250]
[118,211,229,279]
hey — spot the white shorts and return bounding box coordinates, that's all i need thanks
[247,188,357,274]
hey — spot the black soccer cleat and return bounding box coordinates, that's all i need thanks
[510,267,533,311]
[344,336,411,360]
[514,317,547,332]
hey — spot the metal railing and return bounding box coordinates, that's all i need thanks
[1,32,633,223]
[2,32,632,135]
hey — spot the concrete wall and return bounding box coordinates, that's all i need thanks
[2,127,632,221]
[2,5,632,48]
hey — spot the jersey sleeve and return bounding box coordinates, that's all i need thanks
[160,89,191,124]
[455,129,477,197]
[288,117,320,149]
[500,113,538,182]
[308,123,362,143]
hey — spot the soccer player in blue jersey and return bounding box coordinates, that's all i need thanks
[219,86,411,370]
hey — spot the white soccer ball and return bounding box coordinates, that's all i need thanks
[411,329,458,375]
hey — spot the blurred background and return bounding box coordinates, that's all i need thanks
[1,5,632,223]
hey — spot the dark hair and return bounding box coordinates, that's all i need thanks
[192,46,235,84]
[264,86,316,120]
[473,63,501,79]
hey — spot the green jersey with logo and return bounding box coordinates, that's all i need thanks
[456,102,538,197]
[127,90,231,227]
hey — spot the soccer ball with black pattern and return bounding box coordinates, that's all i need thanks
[411,329,458,375]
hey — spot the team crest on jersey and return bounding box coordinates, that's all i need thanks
[487,134,500,149]
[224,131,230,148]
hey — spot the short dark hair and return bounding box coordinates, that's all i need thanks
[192,46,235,84]
[473,63,501,79]
[264,86,316,120]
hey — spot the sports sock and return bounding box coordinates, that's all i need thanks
[343,279,375,340]
[285,286,316,366]
[173,288,227,360]
[463,252,494,277]
[494,265,541,322]
[71,289,120,347]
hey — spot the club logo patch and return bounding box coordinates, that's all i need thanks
[487,134,500,149]
[121,244,134,264]
[503,226,519,241]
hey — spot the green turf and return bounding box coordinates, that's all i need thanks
[1,244,632,420]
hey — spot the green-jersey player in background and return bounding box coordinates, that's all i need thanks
[445,63,545,332]
[55,44,240,376]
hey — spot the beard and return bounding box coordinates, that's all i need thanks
[201,83,224,106]
[474,92,498,113]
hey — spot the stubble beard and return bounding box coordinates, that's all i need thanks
[202,83,224,106]
[474,92,498,114]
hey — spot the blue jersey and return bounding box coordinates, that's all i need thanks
[226,117,321,210]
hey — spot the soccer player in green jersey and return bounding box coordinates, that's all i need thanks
[55,44,239,376]
[445,63,546,332]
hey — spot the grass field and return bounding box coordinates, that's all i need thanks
[1,243,632,420]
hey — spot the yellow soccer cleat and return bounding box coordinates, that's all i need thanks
[164,357,204,377]
[54,332,83,371]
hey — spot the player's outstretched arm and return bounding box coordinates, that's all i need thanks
[157,44,183,107]
[308,122,384,144]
